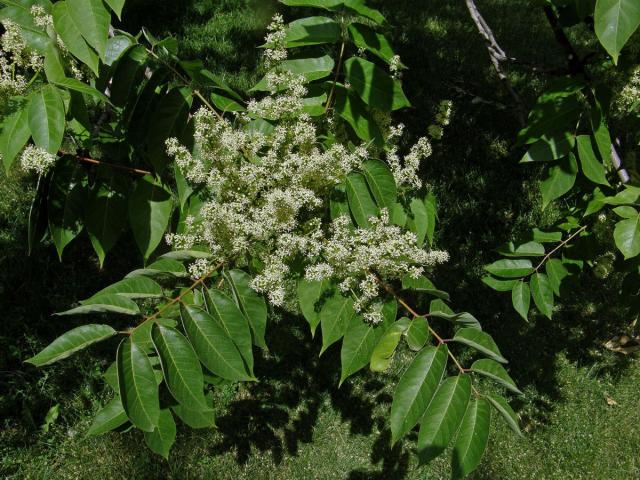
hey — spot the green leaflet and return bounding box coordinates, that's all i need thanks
[67,0,110,58]
[251,55,335,91]
[28,85,65,154]
[344,57,410,111]
[545,258,569,296]
[333,85,383,145]
[594,0,640,63]
[128,175,173,262]
[180,304,253,382]
[320,293,354,355]
[225,270,268,348]
[104,0,125,19]
[520,134,575,163]
[405,316,430,351]
[408,198,429,247]
[205,289,254,374]
[370,318,411,372]
[451,398,491,479]
[452,328,507,364]
[145,87,192,173]
[530,272,554,319]
[614,214,640,259]
[402,275,449,300]
[576,135,610,186]
[151,324,208,411]
[26,324,117,366]
[496,241,545,257]
[87,396,128,436]
[283,16,340,47]
[348,23,399,65]
[482,276,518,292]
[280,0,344,8]
[486,394,522,437]
[417,375,471,463]
[390,344,448,445]
[52,77,109,103]
[485,259,534,278]
[340,312,385,384]
[511,280,530,321]
[362,159,397,211]
[470,359,522,394]
[57,294,140,316]
[517,92,582,145]
[92,277,163,299]
[532,228,563,243]
[143,409,176,459]
[0,100,31,172]
[344,0,386,24]
[297,278,331,337]
[540,154,578,209]
[126,258,188,280]
[117,338,161,432]
[345,172,378,228]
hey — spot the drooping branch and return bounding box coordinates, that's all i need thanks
[463,0,526,126]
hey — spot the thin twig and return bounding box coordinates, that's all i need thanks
[533,225,587,272]
[325,39,346,114]
[128,262,224,335]
[145,48,225,122]
[463,0,526,126]
[375,277,469,376]
[58,150,151,176]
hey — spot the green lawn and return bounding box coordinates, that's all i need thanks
[1,0,639,478]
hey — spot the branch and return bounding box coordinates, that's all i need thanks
[463,0,526,126]
[612,138,631,184]
[59,150,151,176]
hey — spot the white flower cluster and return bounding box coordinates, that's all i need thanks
[166,15,449,316]
[30,5,53,29]
[389,55,403,78]
[615,66,640,115]
[263,14,287,69]
[428,100,453,140]
[386,125,432,189]
[303,209,449,323]
[20,145,57,175]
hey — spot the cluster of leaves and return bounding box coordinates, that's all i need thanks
[484,0,640,320]
[19,0,524,477]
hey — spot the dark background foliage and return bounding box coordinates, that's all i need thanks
[1,0,638,478]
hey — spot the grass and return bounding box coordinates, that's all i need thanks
[2,0,639,478]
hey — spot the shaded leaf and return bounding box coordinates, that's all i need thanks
[320,293,354,354]
[129,175,173,262]
[344,57,410,111]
